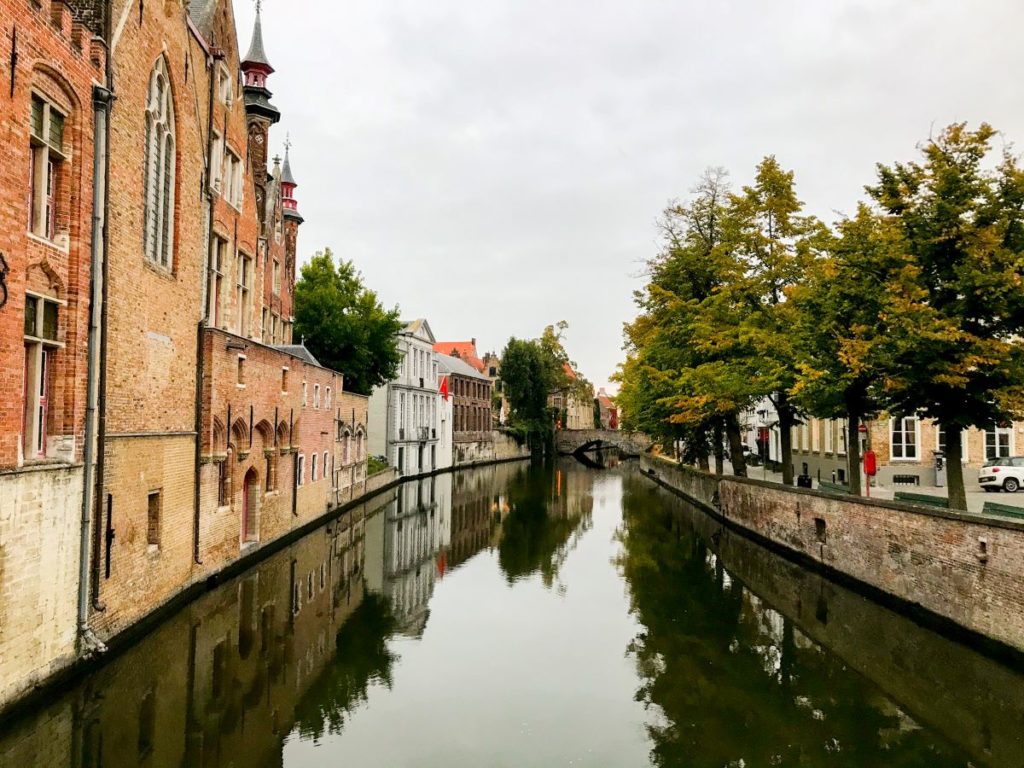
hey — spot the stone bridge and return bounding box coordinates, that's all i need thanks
[555,429,652,457]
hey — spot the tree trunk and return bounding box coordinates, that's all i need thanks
[846,411,862,497]
[777,394,795,485]
[725,412,748,478]
[698,453,710,472]
[944,423,967,510]
[713,420,725,475]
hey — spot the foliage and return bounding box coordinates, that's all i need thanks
[367,455,390,476]
[293,249,404,396]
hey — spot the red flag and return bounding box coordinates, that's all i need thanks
[439,375,449,401]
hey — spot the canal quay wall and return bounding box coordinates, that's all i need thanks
[670,493,1024,768]
[641,455,1024,657]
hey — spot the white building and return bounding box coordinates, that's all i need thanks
[368,319,442,477]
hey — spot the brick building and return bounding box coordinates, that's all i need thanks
[433,338,485,373]
[438,352,493,465]
[0,0,108,708]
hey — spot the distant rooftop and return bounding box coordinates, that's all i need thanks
[437,353,489,381]
[272,343,321,367]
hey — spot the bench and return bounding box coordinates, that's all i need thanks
[817,480,850,495]
[894,491,949,509]
[981,501,1024,521]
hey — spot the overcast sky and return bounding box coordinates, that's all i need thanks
[236,0,1023,391]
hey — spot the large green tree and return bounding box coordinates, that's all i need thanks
[501,336,559,443]
[865,123,1024,509]
[293,249,403,396]
[790,206,907,495]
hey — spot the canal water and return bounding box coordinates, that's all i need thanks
[2,459,1022,767]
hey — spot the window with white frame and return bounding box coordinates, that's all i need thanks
[206,235,226,326]
[890,416,918,460]
[313,384,320,409]
[838,422,847,456]
[236,252,252,336]
[824,419,834,454]
[311,452,318,482]
[143,57,176,269]
[325,387,331,410]
[937,425,969,461]
[222,147,243,208]
[23,294,62,459]
[811,419,820,452]
[217,63,233,105]
[323,452,329,482]
[28,93,67,241]
[302,381,307,407]
[272,259,281,295]
[296,454,305,486]
[800,422,809,451]
[210,131,223,192]
[985,424,1012,459]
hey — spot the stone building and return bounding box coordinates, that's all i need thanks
[368,319,442,476]
[596,388,618,430]
[437,353,494,465]
[482,350,507,426]
[550,364,595,430]
[0,0,109,710]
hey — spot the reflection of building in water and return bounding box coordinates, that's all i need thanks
[552,465,596,520]
[365,476,452,638]
[0,492,393,768]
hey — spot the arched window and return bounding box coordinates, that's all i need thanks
[143,57,175,268]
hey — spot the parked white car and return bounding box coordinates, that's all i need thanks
[978,457,1024,492]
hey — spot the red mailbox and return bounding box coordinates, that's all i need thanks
[863,450,877,477]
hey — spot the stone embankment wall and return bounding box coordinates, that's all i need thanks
[453,431,529,468]
[641,455,1024,654]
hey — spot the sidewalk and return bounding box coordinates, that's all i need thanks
[724,461,1024,515]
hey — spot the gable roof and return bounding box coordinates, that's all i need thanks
[433,341,485,373]
[436,353,489,381]
[401,319,436,344]
[272,343,322,367]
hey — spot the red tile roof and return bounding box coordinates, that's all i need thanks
[433,341,485,373]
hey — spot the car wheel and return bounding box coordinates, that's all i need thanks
[1004,478,1020,493]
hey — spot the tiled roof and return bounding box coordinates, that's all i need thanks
[433,341,485,373]
[187,0,217,37]
[437,354,489,381]
[273,344,321,367]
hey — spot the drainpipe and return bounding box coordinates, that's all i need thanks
[78,83,113,656]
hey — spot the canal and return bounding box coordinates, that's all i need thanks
[2,459,1022,767]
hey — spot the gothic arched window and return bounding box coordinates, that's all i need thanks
[143,57,176,269]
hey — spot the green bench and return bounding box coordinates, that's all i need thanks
[817,480,850,495]
[981,501,1024,521]
[894,491,949,509]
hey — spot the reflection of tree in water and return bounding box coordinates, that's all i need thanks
[498,464,593,587]
[616,480,972,768]
[292,593,398,740]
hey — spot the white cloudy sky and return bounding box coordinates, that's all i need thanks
[235,0,1023,390]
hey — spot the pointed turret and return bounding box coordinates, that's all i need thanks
[281,144,303,224]
[241,3,280,124]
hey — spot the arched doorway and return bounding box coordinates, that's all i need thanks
[242,468,260,542]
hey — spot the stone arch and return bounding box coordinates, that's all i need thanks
[254,419,274,448]
[212,416,226,454]
[231,417,249,450]
[276,420,290,450]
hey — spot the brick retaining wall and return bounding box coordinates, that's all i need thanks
[641,455,1024,654]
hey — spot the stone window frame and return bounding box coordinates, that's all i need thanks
[142,56,176,271]
[23,291,65,461]
[296,453,305,486]
[27,91,69,244]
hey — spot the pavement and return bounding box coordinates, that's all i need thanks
[725,461,1024,515]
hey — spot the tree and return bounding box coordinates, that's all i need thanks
[790,206,906,495]
[721,156,827,484]
[293,249,404,396]
[865,123,1024,509]
[501,337,559,444]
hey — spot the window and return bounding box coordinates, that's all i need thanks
[217,63,233,105]
[302,382,308,407]
[237,355,245,385]
[891,416,918,460]
[261,308,269,343]
[23,294,61,459]
[313,384,320,409]
[985,424,1012,460]
[281,367,289,393]
[206,235,227,326]
[311,453,318,482]
[236,252,252,336]
[811,419,820,452]
[824,420,834,454]
[143,57,176,269]
[28,94,66,241]
[837,423,847,456]
[325,387,331,410]
[297,454,305,486]
[323,452,329,482]
[210,131,223,192]
[222,147,243,208]
[147,491,161,547]
[272,259,281,295]
[271,313,279,344]
[218,460,228,506]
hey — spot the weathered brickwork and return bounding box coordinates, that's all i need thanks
[642,455,1024,653]
[0,0,107,709]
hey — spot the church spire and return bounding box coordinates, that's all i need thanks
[281,138,303,224]
[243,1,273,71]
[241,1,280,124]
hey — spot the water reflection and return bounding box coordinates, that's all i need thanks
[617,472,1024,768]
